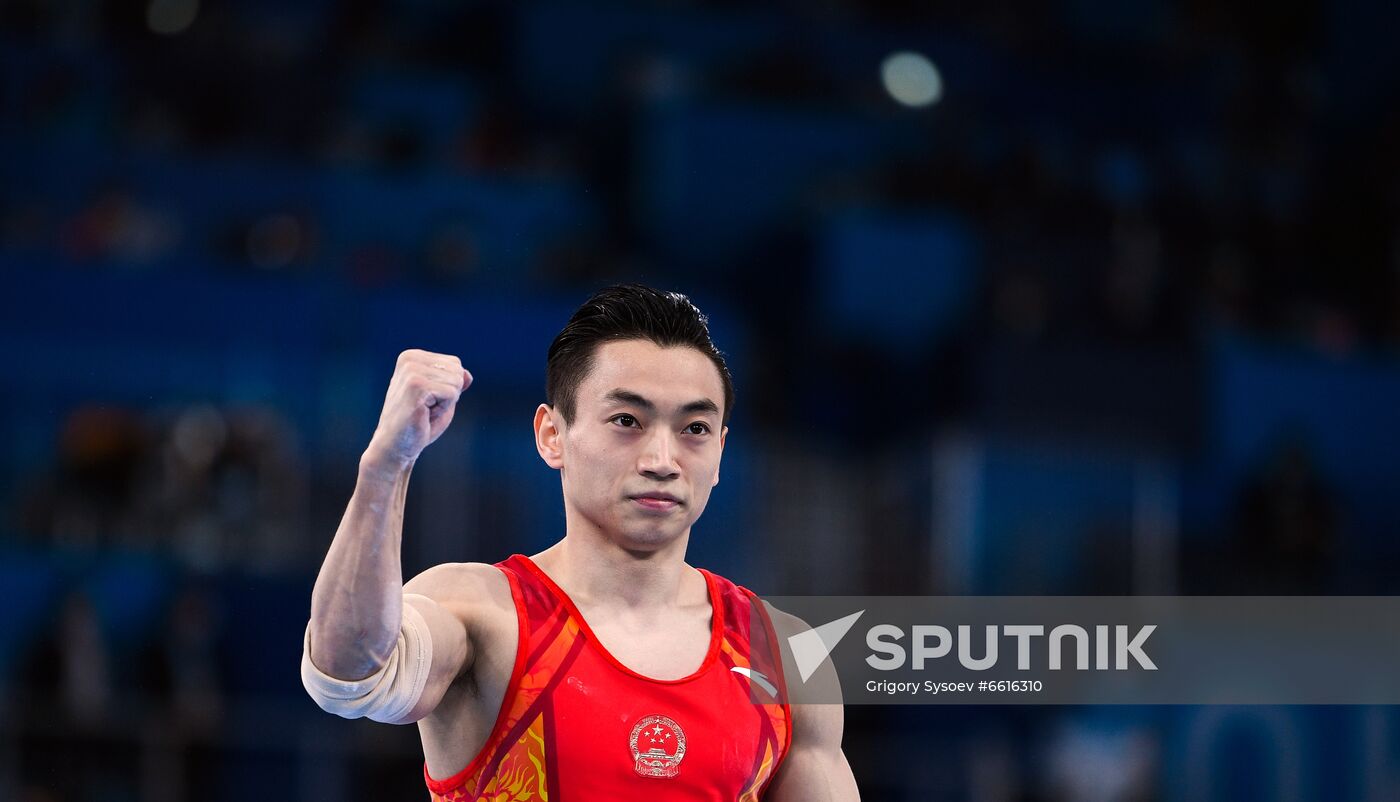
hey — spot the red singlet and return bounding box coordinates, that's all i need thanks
[424,554,793,801]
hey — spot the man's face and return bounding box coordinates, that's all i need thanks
[538,339,728,552]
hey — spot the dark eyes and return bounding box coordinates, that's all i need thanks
[609,415,711,436]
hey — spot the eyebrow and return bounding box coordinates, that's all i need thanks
[603,389,720,417]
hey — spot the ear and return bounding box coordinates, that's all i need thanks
[711,425,727,487]
[534,404,565,469]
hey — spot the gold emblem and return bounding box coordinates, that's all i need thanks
[629,714,686,778]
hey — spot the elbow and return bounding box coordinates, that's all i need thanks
[300,605,434,724]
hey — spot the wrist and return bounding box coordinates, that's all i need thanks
[358,448,415,485]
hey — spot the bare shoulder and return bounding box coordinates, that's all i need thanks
[405,561,515,620]
[759,602,810,634]
[761,599,823,663]
[754,600,846,719]
[404,561,519,692]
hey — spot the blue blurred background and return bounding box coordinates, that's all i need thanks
[3,0,1400,800]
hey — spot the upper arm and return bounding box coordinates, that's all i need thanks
[763,606,861,802]
[765,702,860,802]
[393,561,504,723]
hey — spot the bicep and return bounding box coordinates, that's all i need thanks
[763,604,860,801]
[766,702,860,802]
[395,591,471,723]
[394,563,500,723]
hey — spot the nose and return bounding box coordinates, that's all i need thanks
[637,429,681,480]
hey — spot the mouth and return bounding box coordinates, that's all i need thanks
[629,493,682,511]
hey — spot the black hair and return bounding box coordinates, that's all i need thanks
[546,284,734,425]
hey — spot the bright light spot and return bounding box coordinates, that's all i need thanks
[881,51,943,108]
[147,0,199,35]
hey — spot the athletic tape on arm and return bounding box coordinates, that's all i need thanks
[301,594,434,723]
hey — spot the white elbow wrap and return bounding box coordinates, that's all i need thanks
[301,595,434,723]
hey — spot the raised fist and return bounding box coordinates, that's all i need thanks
[362,349,473,473]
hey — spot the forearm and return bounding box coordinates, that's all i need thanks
[307,455,414,680]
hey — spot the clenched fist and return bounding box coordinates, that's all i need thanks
[361,349,473,474]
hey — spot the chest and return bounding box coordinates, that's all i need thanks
[429,563,793,801]
[577,604,714,680]
[546,648,777,797]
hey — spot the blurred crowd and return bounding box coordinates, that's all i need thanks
[18,404,307,570]
[4,0,1398,352]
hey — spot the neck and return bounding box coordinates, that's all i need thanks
[532,524,695,610]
